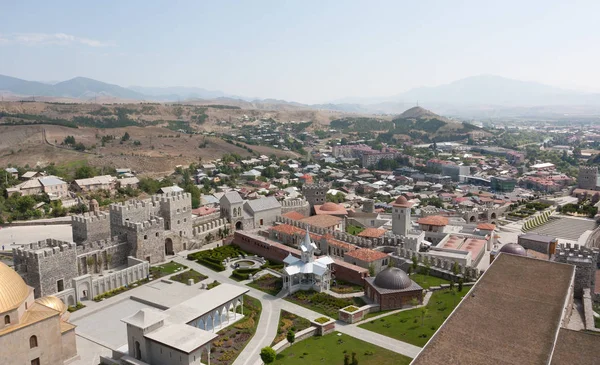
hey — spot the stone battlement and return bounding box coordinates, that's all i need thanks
[555,243,599,262]
[158,191,191,203]
[302,183,329,191]
[13,239,77,260]
[122,216,164,232]
[76,236,122,253]
[109,199,158,213]
[281,198,309,208]
[579,166,598,173]
[72,211,110,223]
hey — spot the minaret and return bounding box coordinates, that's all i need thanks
[300,228,315,263]
[392,195,414,236]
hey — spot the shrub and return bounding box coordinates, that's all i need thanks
[286,329,295,343]
[260,347,276,364]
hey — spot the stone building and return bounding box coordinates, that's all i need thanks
[577,166,599,190]
[0,262,77,365]
[364,267,423,310]
[302,182,329,214]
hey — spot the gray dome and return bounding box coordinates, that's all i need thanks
[499,243,527,256]
[373,267,412,290]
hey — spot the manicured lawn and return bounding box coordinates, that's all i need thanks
[272,332,412,365]
[359,288,470,347]
[248,274,283,296]
[331,279,364,294]
[409,273,450,290]
[170,269,207,284]
[346,225,365,235]
[150,261,187,278]
[285,290,366,319]
[201,295,262,365]
[272,310,311,345]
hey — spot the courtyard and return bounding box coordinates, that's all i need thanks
[358,288,471,347]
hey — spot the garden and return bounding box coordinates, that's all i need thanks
[207,280,221,290]
[170,269,207,284]
[272,310,311,345]
[558,202,598,218]
[269,332,412,365]
[285,290,366,319]
[201,295,262,365]
[330,279,364,294]
[67,302,86,312]
[248,274,283,296]
[149,261,187,279]
[187,244,248,271]
[358,287,470,347]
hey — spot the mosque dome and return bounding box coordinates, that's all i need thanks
[373,267,413,290]
[0,262,30,313]
[320,202,342,211]
[393,195,412,207]
[35,296,67,314]
[499,243,527,257]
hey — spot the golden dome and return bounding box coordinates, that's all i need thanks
[0,262,30,313]
[35,296,67,314]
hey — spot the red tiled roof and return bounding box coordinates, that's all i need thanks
[300,214,342,229]
[357,228,386,238]
[324,234,357,251]
[477,223,496,231]
[417,215,449,226]
[345,248,389,262]
[282,211,305,221]
[270,224,304,236]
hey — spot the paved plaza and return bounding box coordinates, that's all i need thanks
[530,216,598,242]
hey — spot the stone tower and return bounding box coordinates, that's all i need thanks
[392,196,413,236]
[302,182,329,215]
[578,166,598,190]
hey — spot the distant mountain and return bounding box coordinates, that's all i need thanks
[395,75,599,106]
[128,85,227,101]
[0,74,145,100]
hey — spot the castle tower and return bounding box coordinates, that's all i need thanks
[392,196,413,236]
[302,182,329,215]
[578,166,599,190]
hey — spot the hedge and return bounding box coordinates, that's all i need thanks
[197,258,226,272]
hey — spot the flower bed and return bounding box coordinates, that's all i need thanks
[207,280,221,290]
[344,306,359,312]
[248,274,283,296]
[67,302,85,312]
[314,317,330,324]
[93,278,149,302]
[201,295,262,365]
[272,310,311,345]
[330,280,363,294]
[170,269,207,284]
[285,290,366,319]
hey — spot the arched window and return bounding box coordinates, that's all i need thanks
[30,335,38,348]
[4,315,9,325]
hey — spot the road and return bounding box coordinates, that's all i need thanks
[171,254,422,365]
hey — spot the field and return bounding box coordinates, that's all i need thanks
[272,332,412,365]
[358,288,470,347]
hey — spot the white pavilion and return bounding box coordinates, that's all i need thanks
[282,229,334,294]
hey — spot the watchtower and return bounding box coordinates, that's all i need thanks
[302,182,329,215]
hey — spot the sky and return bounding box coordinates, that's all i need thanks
[1,1,600,104]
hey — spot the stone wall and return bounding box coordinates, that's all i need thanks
[272,326,318,354]
[90,257,149,298]
[281,198,311,217]
[555,243,599,299]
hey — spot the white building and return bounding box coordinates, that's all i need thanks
[282,229,333,294]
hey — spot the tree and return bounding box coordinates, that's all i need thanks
[449,279,455,291]
[458,277,464,292]
[205,233,214,245]
[368,264,375,277]
[420,307,428,327]
[286,329,295,344]
[344,354,350,365]
[63,135,76,145]
[411,255,419,275]
[452,262,460,276]
[260,347,276,364]
[121,132,130,142]
[351,352,358,365]
[75,165,96,179]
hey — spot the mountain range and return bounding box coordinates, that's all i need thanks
[2,73,600,118]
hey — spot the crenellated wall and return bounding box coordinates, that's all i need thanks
[72,212,111,244]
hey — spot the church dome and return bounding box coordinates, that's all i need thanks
[320,202,341,211]
[0,262,30,313]
[35,296,67,314]
[499,243,527,256]
[373,267,413,290]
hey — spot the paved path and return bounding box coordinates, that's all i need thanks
[172,254,422,364]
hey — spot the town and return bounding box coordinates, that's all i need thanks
[1,104,599,365]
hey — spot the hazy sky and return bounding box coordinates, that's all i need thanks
[1,1,600,103]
